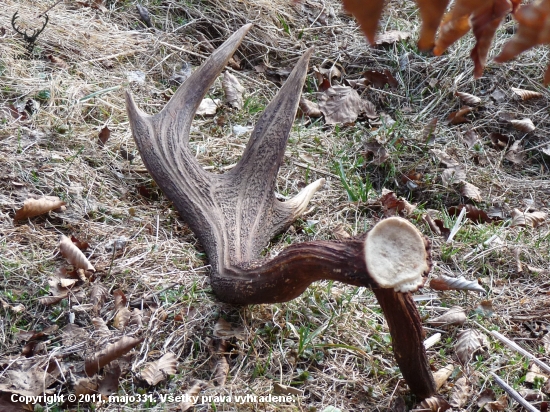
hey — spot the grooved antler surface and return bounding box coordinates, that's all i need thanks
[126,25,436,399]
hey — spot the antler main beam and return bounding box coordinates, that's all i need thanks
[126,24,436,399]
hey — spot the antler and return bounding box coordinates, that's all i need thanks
[126,24,436,399]
[11,11,49,55]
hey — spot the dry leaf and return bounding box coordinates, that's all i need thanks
[180,381,206,411]
[318,86,367,124]
[510,118,536,133]
[495,0,550,84]
[273,382,304,396]
[298,97,322,118]
[489,132,511,149]
[379,189,416,217]
[419,395,451,412]
[450,376,471,408]
[541,334,550,355]
[441,165,466,186]
[113,307,131,330]
[14,197,66,221]
[478,388,508,412]
[74,377,99,397]
[427,306,467,326]
[113,289,127,311]
[363,69,398,89]
[365,141,390,165]
[432,364,455,390]
[504,140,524,164]
[431,149,460,167]
[91,317,111,338]
[475,299,495,317]
[85,336,144,376]
[141,352,178,385]
[430,275,486,294]
[511,87,544,100]
[423,118,438,143]
[222,72,245,110]
[209,339,230,386]
[60,235,95,271]
[455,329,489,363]
[462,130,479,148]
[525,363,548,384]
[196,98,220,116]
[62,324,88,347]
[461,181,483,202]
[511,208,547,228]
[416,0,451,50]
[98,126,110,146]
[375,30,412,45]
[332,224,351,240]
[0,362,57,397]
[47,54,69,69]
[98,362,122,397]
[213,318,246,340]
[341,0,385,44]
[91,282,109,313]
[455,91,481,105]
[448,204,498,224]
[447,106,473,124]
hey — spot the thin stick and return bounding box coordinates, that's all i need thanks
[490,372,539,412]
[36,0,63,18]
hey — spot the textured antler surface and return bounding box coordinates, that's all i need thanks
[126,26,436,399]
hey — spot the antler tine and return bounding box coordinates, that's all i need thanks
[11,12,26,37]
[229,47,315,194]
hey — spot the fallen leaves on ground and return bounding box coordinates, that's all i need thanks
[460,181,482,202]
[448,204,499,224]
[511,208,547,228]
[427,306,467,326]
[318,86,375,124]
[419,395,451,412]
[374,30,411,45]
[141,352,178,385]
[364,141,389,165]
[477,388,508,411]
[14,196,66,221]
[0,361,58,397]
[455,91,481,105]
[504,140,524,164]
[432,364,455,390]
[298,97,322,118]
[455,329,490,363]
[430,275,486,294]
[510,118,536,133]
[462,130,480,148]
[450,376,471,408]
[363,69,398,89]
[85,336,144,376]
[180,381,207,411]
[60,235,95,272]
[222,72,245,110]
[489,132,512,149]
[511,87,543,100]
[447,106,474,124]
[98,126,110,146]
[213,318,246,340]
[196,98,220,116]
[378,189,416,217]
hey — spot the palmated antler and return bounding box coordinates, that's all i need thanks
[126,24,436,399]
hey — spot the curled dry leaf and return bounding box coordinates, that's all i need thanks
[14,197,66,221]
[222,72,245,110]
[455,91,481,105]
[213,318,246,340]
[85,336,143,376]
[461,181,483,202]
[510,118,536,133]
[511,208,547,228]
[141,352,178,385]
[430,275,486,294]
[363,69,398,89]
[74,377,98,397]
[91,317,111,338]
[419,395,451,412]
[97,362,122,397]
[180,381,207,412]
[489,132,512,150]
[432,364,455,390]
[431,149,460,167]
[511,87,543,100]
[113,289,127,311]
[91,282,109,313]
[318,85,372,124]
[98,126,110,146]
[113,307,131,330]
[341,0,385,44]
[504,140,524,164]
[447,106,474,124]
[426,306,467,326]
[0,362,57,397]
[423,118,438,143]
[448,204,498,224]
[455,329,490,363]
[209,339,230,386]
[298,97,322,118]
[60,235,95,272]
[441,165,466,186]
[378,189,416,217]
[450,376,471,408]
[196,98,220,116]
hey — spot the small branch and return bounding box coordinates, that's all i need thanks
[490,330,550,375]
[490,372,539,412]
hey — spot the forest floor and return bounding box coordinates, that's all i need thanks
[1,0,550,411]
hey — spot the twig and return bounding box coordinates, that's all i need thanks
[476,322,550,375]
[36,0,63,18]
[446,206,466,243]
[490,372,539,412]
[293,161,339,179]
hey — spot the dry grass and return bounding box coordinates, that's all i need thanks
[1,0,550,411]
